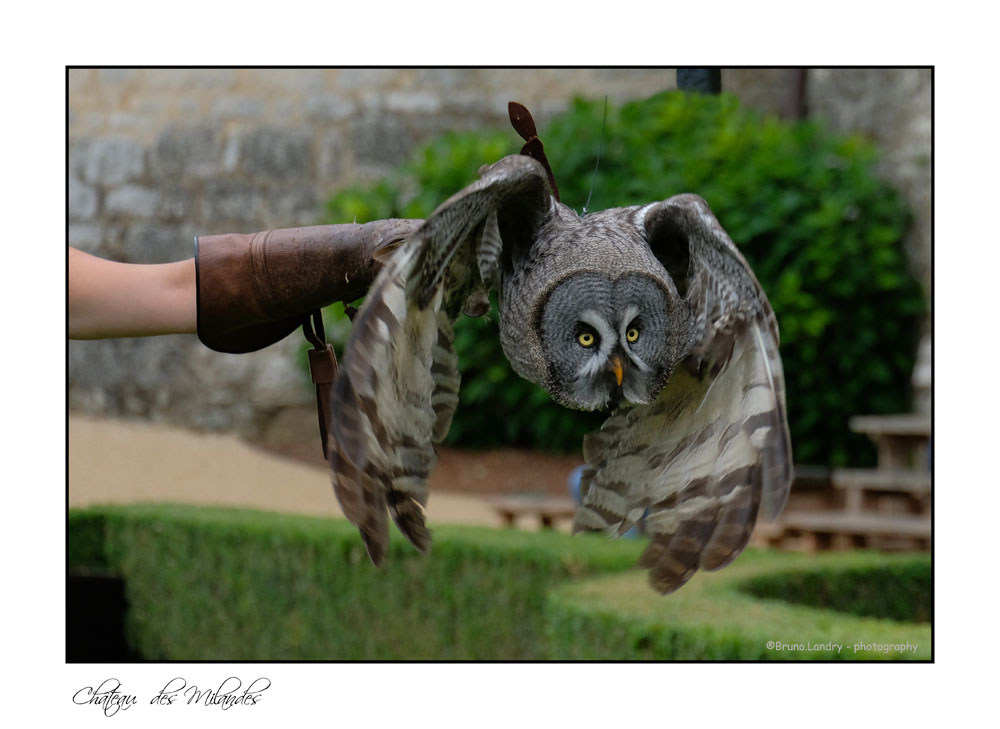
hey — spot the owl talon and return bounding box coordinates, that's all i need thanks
[462,289,491,318]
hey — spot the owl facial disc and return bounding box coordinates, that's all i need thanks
[538,271,674,411]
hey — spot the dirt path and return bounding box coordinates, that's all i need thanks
[69,414,583,531]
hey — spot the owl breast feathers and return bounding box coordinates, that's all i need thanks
[328,153,792,594]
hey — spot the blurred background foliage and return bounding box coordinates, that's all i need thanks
[316,91,925,466]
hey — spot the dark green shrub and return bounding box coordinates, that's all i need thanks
[739,560,932,623]
[68,509,113,572]
[321,91,924,465]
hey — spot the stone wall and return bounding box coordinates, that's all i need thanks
[807,68,932,296]
[806,68,932,413]
[68,68,932,438]
[68,69,679,444]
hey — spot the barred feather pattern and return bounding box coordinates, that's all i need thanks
[573,317,791,594]
[329,242,447,564]
[327,153,792,596]
[328,155,552,565]
[568,192,792,594]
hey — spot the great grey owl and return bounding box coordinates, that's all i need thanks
[328,128,792,594]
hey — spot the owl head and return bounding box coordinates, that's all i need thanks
[499,203,693,412]
[538,270,678,410]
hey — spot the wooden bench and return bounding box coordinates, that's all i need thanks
[775,510,931,551]
[831,467,932,516]
[488,494,577,529]
[764,467,932,551]
[779,511,931,538]
[849,414,931,470]
[759,412,932,551]
[831,468,932,493]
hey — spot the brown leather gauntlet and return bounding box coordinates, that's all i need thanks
[195,219,423,461]
[195,219,422,353]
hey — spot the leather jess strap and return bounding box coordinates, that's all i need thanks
[302,310,338,461]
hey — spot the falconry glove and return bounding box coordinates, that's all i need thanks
[194,219,422,459]
[195,219,421,353]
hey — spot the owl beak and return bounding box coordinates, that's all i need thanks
[608,354,624,387]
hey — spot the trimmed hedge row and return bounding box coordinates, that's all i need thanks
[69,504,642,660]
[547,550,931,660]
[739,558,932,624]
[69,505,930,660]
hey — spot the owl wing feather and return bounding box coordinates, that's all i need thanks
[572,194,792,594]
[329,155,553,563]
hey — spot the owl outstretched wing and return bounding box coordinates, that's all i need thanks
[572,193,793,594]
[328,154,554,564]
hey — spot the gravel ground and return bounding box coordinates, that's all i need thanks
[68,413,583,531]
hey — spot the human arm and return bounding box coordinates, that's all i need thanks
[68,219,423,347]
[68,247,197,339]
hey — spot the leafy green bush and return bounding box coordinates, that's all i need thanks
[321,91,925,465]
[69,505,931,660]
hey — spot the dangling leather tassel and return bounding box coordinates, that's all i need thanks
[303,309,338,462]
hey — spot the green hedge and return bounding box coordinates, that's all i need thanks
[739,558,932,623]
[547,550,931,660]
[70,505,930,661]
[320,91,925,464]
[69,504,642,660]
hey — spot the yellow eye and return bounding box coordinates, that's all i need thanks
[578,332,596,347]
[626,327,640,343]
